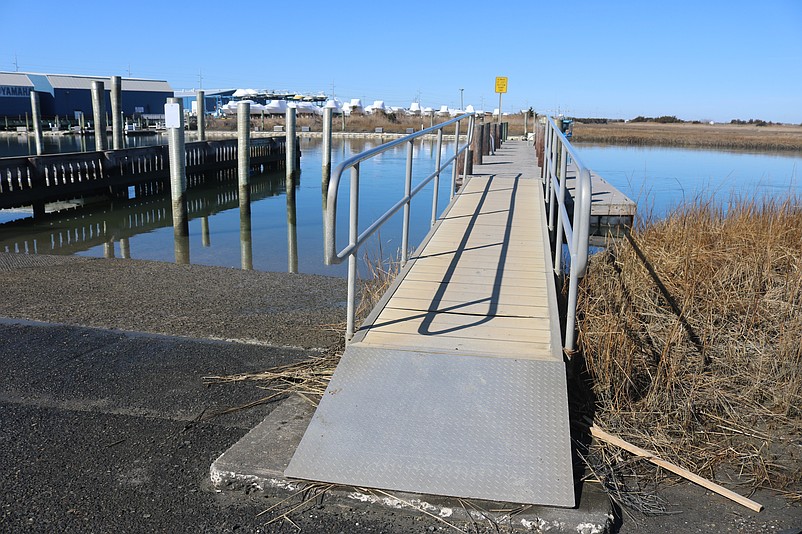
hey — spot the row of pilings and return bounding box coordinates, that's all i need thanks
[456,121,508,176]
[165,98,300,265]
[27,77,128,155]
[25,81,209,155]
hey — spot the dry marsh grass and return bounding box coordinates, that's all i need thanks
[205,112,532,136]
[578,197,802,496]
[207,112,454,135]
[573,121,802,151]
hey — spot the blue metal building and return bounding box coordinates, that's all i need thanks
[174,89,236,116]
[0,72,173,118]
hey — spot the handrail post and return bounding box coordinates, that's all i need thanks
[553,143,568,274]
[402,139,413,264]
[451,120,460,199]
[431,129,443,227]
[548,128,560,232]
[325,113,474,271]
[461,115,474,185]
[346,164,360,342]
[574,168,592,277]
[547,126,557,231]
[564,167,592,351]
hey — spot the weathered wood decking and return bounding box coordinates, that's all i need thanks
[565,161,637,233]
[353,140,562,361]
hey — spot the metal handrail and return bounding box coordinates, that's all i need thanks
[542,116,592,353]
[324,113,476,342]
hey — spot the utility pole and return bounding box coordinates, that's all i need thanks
[198,70,203,90]
[459,88,464,111]
[13,53,19,72]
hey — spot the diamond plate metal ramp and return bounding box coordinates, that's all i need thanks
[284,344,575,507]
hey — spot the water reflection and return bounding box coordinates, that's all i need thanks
[172,192,190,265]
[239,185,253,271]
[173,232,190,265]
[0,132,166,157]
[201,217,211,247]
[2,138,466,275]
[286,174,298,274]
[0,168,287,262]
[120,237,130,259]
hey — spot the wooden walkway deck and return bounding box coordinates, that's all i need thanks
[285,140,575,506]
[353,140,562,361]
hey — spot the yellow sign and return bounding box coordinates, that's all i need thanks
[495,76,508,94]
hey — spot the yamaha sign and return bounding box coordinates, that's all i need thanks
[0,85,32,98]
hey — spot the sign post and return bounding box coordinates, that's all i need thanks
[495,76,507,124]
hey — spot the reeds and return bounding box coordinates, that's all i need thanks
[577,196,802,497]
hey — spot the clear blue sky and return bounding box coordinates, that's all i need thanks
[3,0,801,123]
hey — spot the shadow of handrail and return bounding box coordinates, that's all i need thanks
[417,173,521,336]
[624,229,709,369]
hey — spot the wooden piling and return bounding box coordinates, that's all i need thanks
[322,106,332,194]
[536,121,545,168]
[166,97,188,247]
[472,123,483,166]
[237,101,250,189]
[30,91,44,156]
[110,76,124,150]
[196,90,206,141]
[91,81,107,151]
[286,105,297,182]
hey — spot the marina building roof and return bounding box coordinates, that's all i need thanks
[0,72,172,95]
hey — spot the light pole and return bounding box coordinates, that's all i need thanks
[459,88,464,111]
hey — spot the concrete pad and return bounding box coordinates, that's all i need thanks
[210,395,314,492]
[211,394,613,533]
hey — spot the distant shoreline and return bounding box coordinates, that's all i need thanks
[572,121,802,151]
[4,119,801,152]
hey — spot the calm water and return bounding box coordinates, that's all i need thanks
[0,136,458,276]
[2,136,800,275]
[574,143,802,217]
[0,132,167,157]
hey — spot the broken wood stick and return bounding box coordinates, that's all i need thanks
[589,424,763,513]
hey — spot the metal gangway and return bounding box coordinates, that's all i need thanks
[285,115,592,506]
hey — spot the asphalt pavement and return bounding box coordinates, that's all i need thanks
[1,252,799,533]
